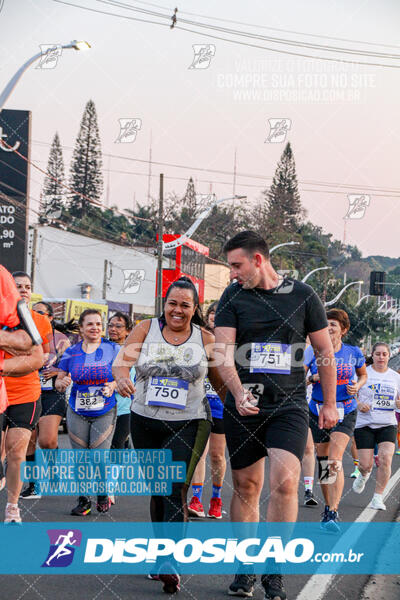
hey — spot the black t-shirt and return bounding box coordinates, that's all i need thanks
[215,278,328,411]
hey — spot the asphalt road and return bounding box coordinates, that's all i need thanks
[0,431,399,600]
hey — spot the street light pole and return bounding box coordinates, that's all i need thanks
[0,40,91,112]
[163,194,246,252]
[325,281,363,307]
[270,241,300,254]
[301,266,331,283]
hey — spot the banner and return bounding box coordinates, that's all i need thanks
[64,300,108,334]
[0,109,31,272]
[0,522,398,574]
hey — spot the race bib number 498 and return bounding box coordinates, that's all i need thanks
[146,377,189,410]
[250,342,291,374]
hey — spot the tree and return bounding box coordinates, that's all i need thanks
[69,99,103,218]
[265,142,304,234]
[182,177,197,213]
[40,132,65,223]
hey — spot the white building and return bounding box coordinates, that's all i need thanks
[27,226,168,314]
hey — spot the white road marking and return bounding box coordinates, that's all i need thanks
[296,464,400,600]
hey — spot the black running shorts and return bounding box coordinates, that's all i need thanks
[41,390,67,418]
[4,399,42,431]
[223,405,309,470]
[309,406,357,444]
[211,416,224,435]
[354,424,397,449]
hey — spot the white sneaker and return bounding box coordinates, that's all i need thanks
[352,472,369,494]
[4,504,22,524]
[369,496,386,510]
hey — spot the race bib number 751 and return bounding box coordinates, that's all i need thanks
[250,342,291,374]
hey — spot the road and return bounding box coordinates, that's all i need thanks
[0,432,399,600]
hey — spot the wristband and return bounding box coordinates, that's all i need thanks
[0,354,4,376]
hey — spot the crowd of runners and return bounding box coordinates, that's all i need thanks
[1,230,400,600]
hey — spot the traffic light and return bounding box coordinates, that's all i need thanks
[369,271,386,296]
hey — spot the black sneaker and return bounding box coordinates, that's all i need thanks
[96,495,111,513]
[320,505,330,529]
[261,574,286,600]
[228,574,256,597]
[304,489,318,506]
[20,483,42,500]
[71,496,91,516]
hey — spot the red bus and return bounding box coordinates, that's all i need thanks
[157,234,209,304]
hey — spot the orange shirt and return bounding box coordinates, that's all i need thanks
[0,266,22,412]
[4,310,52,405]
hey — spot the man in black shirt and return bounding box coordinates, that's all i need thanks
[214,231,337,600]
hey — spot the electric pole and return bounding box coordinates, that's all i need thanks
[155,173,164,316]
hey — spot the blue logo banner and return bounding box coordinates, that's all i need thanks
[0,522,398,574]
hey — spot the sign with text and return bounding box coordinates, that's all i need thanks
[0,109,31,272]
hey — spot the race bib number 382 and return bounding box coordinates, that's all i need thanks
[75,386,105,411]
[146,377,189,410]
[250,342,291,374]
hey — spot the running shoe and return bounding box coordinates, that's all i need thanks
[20,483,42,500]
[97,495,112,513]
[158,562,181,594]
[71,496,91,516]
[324,510,340,533]
[395,449,400,455]
[369,496,386,510]
[208,497,222,518]
[147,573,160,581]
[304,490,318,506]
[188,496,205,517]
[0,477,5,492]
[352,472,369,494]
[320,505,330,529]
[350,466,360,478]
[228,574,256,597]
[261,574,287,600]
[109,494,116,505]
[4,504,22,524]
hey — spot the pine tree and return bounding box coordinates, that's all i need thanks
[266,142,304,233]
[182,177,197,213]
[40,132,65,222]
[69,99,103,218]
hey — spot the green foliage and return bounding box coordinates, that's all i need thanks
[69,99,103,218]
[40,132,65,223]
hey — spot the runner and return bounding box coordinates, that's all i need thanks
[113,277,226,594]
[303,340,318,507]
[353,342,400,509]
[3,272,51,523]
[108,312,133,451]
[188,301,227,519]
[56,309,119,515]
[20,301,71,499]
[305,308,367,533]
[214,231,337,600]
[0,265,41,498]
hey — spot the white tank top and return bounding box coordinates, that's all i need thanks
[131,318,210,421]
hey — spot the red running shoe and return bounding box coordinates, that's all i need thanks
[188,496,205,517]
[159,563,181,594]
[208,497,222,519]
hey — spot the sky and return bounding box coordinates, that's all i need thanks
[1,0,400,258]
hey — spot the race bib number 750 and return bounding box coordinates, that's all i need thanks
[250,342,291,374]
[146,377,189,410]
